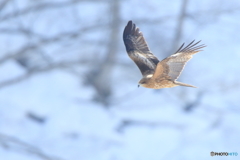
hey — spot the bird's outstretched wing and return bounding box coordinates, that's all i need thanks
[123,21,159,77]
[153,40,206,81]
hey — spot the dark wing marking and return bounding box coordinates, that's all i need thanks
[123,20,159,76]
[157,40,206,81]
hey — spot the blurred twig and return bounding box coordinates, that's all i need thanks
[0,28,42,37]
[0,24,106,64]
[184,91,204,112]
[0,0,108,21]
[0,60,83,89]
[171,0,188,53]
[88,0,120,106]
[0,133,64,160]
[116,119,185,133]
[0,0,10,11]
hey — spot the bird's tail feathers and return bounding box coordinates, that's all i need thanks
[174,81,197,88]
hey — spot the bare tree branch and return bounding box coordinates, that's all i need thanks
[0,59,83,89]
[116,119,185,133]
[0,28,42,37]
[0,133,65,160]
[171,0,188,52]
[0,0,109,21]
[0,24,106,64]
[87,0,120,106]
[0,0,10,11]
[184,91,204,112]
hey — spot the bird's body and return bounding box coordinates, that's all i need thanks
[140,78,179,89]
[123,21,206,89]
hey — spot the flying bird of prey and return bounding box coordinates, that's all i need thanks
[123,21,206,89]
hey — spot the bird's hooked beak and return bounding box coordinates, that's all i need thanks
[138,84,140,88]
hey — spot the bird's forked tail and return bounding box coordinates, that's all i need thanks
[174,81,197,88]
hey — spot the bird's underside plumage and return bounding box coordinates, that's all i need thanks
[123,20,206,89]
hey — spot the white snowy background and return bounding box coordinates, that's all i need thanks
[0,0,240,160]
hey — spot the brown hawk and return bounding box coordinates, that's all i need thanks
[123,21,206,89]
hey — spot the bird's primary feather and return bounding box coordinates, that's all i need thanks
[123,21,159,76]
[157,40,206,81]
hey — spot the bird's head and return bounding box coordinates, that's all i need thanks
[138,78,150,88]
